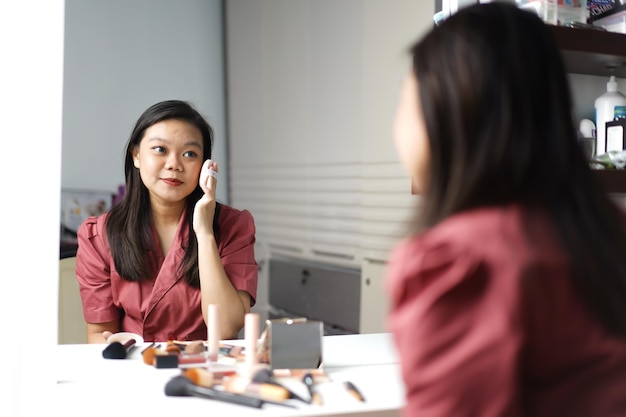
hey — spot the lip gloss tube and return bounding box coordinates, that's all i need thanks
[155,353,207,369]
[245,313,260,374]
[208,304,220,362]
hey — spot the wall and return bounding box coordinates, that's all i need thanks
[225,0,435,329]
[61,0,229,204]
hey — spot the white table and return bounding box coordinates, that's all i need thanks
[55,333,405,417]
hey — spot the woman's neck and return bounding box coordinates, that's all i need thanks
[151,202,186,256]
[151,200,186,226]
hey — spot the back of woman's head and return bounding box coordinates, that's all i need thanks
[411,3,626,338]
[413,3,585,225]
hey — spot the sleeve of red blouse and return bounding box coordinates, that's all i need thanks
[218,208,258,306]
[75,215,120,324]
[386,240,523,417]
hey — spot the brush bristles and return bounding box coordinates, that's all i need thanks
[183,368,214,388]
[164,376,192,397]
[102,342,127,359]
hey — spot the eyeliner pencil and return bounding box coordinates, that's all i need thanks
[343,381,366,402]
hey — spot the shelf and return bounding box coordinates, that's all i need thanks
[550,25,626,77]
[594,169,626,193]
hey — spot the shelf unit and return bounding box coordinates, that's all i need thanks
[551,25,626,193]
[551,26,626,77]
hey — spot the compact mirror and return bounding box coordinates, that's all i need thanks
[267,319,323,370]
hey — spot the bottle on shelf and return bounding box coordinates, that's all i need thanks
[606,105,626,154]
[595,75,626,156]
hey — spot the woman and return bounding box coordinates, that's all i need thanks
[76,100,257,343]
[387,3,626,416]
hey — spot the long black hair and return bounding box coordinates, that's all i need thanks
[106,99,220,288]
[411,3,626,337]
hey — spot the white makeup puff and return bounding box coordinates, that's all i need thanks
[199,159,218,191]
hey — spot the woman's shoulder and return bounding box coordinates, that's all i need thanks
[388,205,548,280]
[216,203,256,237]
[420,204,546,254]
[217,203,254,224]
[77,212,110,239]
[386,205,544,306]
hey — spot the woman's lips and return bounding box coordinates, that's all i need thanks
[162,178,183,186]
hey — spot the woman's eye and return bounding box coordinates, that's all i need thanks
[152,146,166,153]
[183,151,198,158]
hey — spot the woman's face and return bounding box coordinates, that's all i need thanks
[132,119,204,208]
[393,73,430,193]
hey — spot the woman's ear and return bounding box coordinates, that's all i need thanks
[132,146,140,168]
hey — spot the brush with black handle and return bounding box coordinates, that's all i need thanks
[102,338,136,359]
[252,367,308,403]
[165,375,264,408]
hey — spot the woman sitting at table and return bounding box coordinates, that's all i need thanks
[386,3,626,417]
[76,100,258,343]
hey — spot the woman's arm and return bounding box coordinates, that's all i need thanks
[386,241,523,417]
[196,233,251,339]
[194,160,251,339]
[76,216,122,343]
[86,321,119,344]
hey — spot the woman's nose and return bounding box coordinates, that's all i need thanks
[165,154,183,171]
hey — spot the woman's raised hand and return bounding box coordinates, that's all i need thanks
[193,159,218,235]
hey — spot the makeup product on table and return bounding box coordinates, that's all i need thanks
[140,342,157,354]
[219,343,244,363]
[106,332,144,345]
[165,341,182,354]
[182,368,214,388]
[251,367,308,403]
[268,320,323,370]
[184,340,205,354]
[164,375,263,408]
[154,353,207,369]
[244,312,260,375]
[343,381,366,402]
[102,338,136,359]
[302,372,323,405]
[142,345,165,365]
[208,304,220,362]
[223,375,291,402]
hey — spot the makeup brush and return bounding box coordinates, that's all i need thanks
[343,381,366,402]
[182,368,214,388]
[184,340,205,354]
[251,367,308,403]
[302,372,323,405]
[154,353,207,369]
[142,345,166,365]
[164,375,263,408]
[223,375,291,402]
[102,338,136,359]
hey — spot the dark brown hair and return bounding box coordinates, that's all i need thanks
[411,3,626,337]
[105,100,219,288]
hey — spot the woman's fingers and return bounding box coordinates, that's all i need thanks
[199,159,218,196]
[194,160,218,234]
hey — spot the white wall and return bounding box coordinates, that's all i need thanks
[225,0,435,325]
[0,1,64,415]
[62,0,229,203]
[226,0,434,263]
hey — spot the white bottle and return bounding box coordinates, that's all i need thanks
[595,75,626,156]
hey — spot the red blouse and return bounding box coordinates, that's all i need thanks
[76,204,258,342]
[386,205,626,417]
